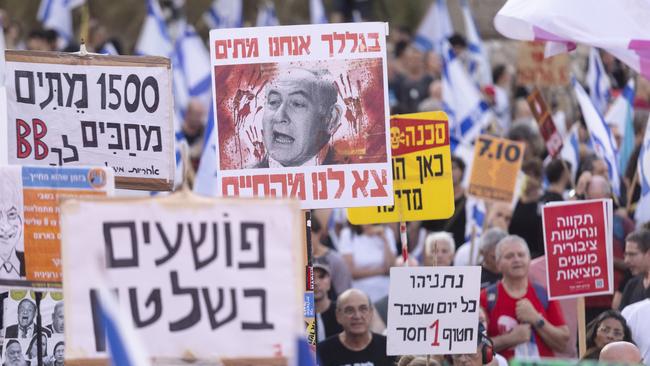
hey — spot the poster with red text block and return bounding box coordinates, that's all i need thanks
[542,199,613,300]
[209,23,392,209]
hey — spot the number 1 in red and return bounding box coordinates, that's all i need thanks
[430,319,440,346]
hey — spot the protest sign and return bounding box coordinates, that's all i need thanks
[517,42,570,87]
[542,199,614,299]
[0,165,113,289]
[386,266,480,355]
[468,135,525,203]
[527,88,563,157]
[1,290,64,366]
[5,51,174,191]
[60,196,303,362]
[209,22,393,209]
[347,111,454,224]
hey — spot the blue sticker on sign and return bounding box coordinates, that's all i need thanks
[304,292,315,318]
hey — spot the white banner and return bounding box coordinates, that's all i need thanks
[386,266,480,355]
[60,196,303,361]
[5,51,175,191]
[209,23,393,209]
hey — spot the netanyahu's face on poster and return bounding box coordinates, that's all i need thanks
[262,68,341,167]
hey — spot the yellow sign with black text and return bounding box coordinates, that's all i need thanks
[468,135,525,202]
[347,112,454,224]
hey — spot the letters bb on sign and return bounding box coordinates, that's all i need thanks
[347,111,454,224]
[386,266,480,356]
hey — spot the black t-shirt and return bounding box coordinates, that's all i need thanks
[319,301,344,342]
[508,200,544,258]
[480,267,502,288]
[317,333,396,366]
[540,190,563,203]
[619,275,650,310]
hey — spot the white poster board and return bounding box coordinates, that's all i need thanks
[60,196,303,362]
[386,266,481,355]
[5,51,174,191]
[209,23,393,209]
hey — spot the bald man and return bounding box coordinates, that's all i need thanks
[599,341,642,364]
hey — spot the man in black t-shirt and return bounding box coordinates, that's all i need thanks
[315,258,343,342]
[317,289,396,366]
[620,229,650,310]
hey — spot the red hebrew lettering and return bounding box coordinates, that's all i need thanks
[288,173,306,200]
[215,40,229,59]
[351,170,370,198]
[269,174,288,196]
[334,32,346,54]
[294,36,311,55]
[321,34,334,57]
[327,168,345,199]
[16,119,32,159]
[222,177,240,195]
[311,172,328,200]
[32,118,48,160]
[367,32,381,52]
[369,169,388,197]
[246,38,259,58]
[252,175,271,197]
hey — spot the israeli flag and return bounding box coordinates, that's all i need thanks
[135,0,173,57]
[413,0,453,53]
[636,115,650,227]
[442,43,493,145]
[310,0,328,24]
[460,0,492,86]
[465,196,486,242]
[96,284,150,366]
[203,0,243,29]
[605,79,635,173]
[573,78,621,197]
[174,23,211,102]
[193,103,218,197]
[0,17,5,86]
[99,41,119,55]
[256,1,280,27]
[37,0,85,47]
[560,124,581,182]
[586,48,612,115]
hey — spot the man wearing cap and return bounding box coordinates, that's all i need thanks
[315,257,343,342]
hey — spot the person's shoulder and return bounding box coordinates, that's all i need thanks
[318,334,341,350]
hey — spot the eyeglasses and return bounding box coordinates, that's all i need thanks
[341,305,370,316]
[597,325,624,338]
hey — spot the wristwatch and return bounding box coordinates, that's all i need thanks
[534,318,546,329]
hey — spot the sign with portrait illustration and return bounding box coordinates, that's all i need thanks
[209,23,392,209]
[5,51,174,191]
[0,165,114,289]
[386,266,481,355]
[1,290,64,366]
[347,111,454,224]
[468,135,525,203]
[60,196,303,362]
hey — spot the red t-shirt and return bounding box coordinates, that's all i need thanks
[480,281,566,360]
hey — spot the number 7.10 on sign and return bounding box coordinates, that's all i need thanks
[468,135,525,203]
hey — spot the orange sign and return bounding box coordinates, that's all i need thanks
[517,42,570,87]
[468,135,525,202]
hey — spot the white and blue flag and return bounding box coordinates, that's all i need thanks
[635,115,650,227]
[37,0,85,48]
[460,0,492,86]
[193,103,218,197]
[256,1,280,27]
[203,0,243,29]
[605,79,635,173]
[135,0,173,57]
[573,78,621,197]
[559,124,581,182]
[586,47,612,115]
[310,0,328,24]
[413,0,453,53]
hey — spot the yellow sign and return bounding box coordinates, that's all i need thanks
[468,135,525,202]
[347,112,454,224]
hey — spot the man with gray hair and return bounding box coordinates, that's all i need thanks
[257,68,344,168]
[480,235,569,360]
[479,228,507,288]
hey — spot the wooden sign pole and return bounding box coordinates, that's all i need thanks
[577,297,587,358]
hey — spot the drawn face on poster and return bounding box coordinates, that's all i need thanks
[0,168,24,272]
[215,59,387,169]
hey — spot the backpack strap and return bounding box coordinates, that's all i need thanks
[486,283,498,313]
[532,282,549,310]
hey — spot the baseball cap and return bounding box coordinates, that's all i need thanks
[313,257,331,275]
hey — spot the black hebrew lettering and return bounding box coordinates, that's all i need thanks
[189,222,218,270]
[40,72,63,109]
[442,327,474,351]
[155,222,183,266]
[142,125,162,152]
[15,70,35,104]
[124,124,142,151]
[103,221,139,268]
[416,154,444,184]
[168,271,201,332]
[106,122,123,150]
[396,327,427,342]
[239,223,265,269]
[241,289,274,330]
[81,120,98,147]
[203,287,237,329]
[128,287,162,327]
[393,157,406,180]
[50,135,79,165]
[63,73,88,108]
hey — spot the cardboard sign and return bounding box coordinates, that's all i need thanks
[468,135,525,202]
[527,88,563,157]
[517,42,570,87]
[209,23,393,209]
[0,165,114,289]
[386,266,480,355]
[60,196,303,362]
[542,199,614,300]
[5,51,174,191]
[347,112,454,224]
[1,290,64,366]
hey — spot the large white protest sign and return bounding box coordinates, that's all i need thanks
[209,23,393,209]
[5,51,174,191]
[60,196,303,362]
[386,266,480,355]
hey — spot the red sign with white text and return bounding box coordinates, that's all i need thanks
[542,200,613,300]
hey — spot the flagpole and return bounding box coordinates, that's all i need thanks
[80,2,90,47]
[626,169,639,214]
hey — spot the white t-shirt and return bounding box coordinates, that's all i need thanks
[621,298,650,366]
[454,240,482,266]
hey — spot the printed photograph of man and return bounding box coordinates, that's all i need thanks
[257,68,343,168]
[5,299,52,339]
[0,168,25,280]
[3,340,28,366]
[45,302,63,335]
